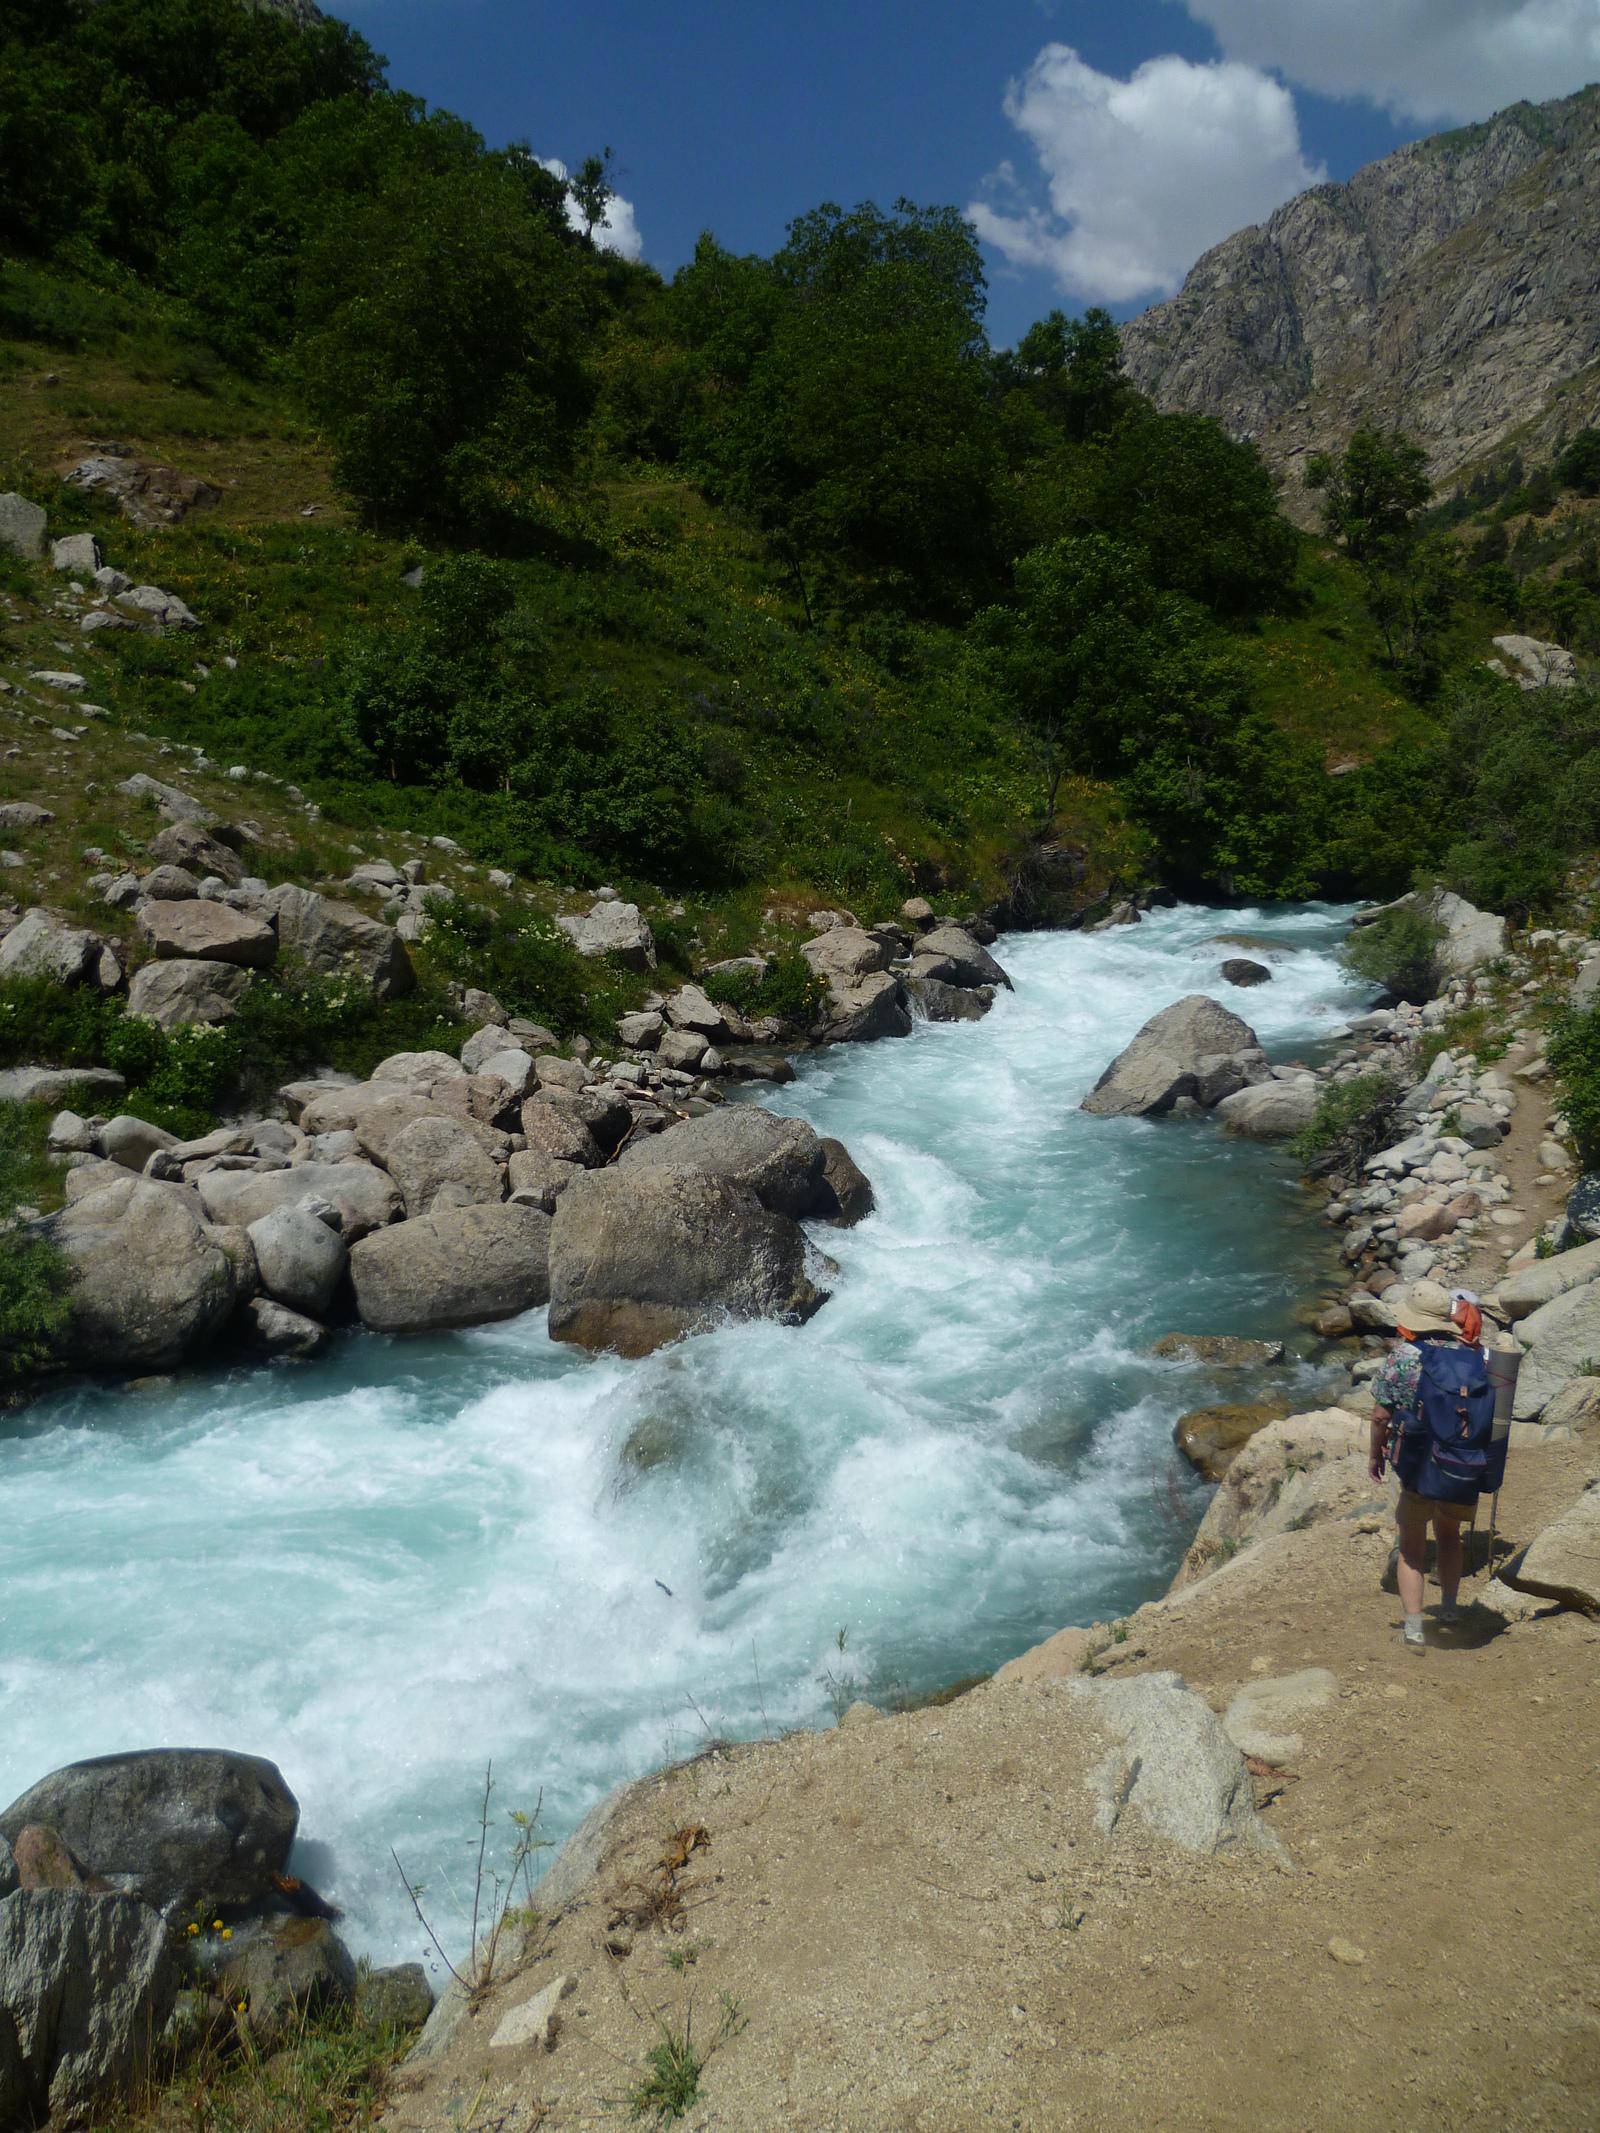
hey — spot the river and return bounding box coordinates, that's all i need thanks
[0,900,1364,1973]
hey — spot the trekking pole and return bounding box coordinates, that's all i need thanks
[1487,1488,1500,1577]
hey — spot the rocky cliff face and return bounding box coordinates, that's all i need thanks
[1120,86,1600,526]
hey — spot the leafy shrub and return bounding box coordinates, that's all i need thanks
[700,953,827,1020]
[1339,907,1447,1003]
[1293,1073,1400,1171]
[1547,1004,1600,1162]
[421,895,630,1042]
[0,1106,70,1380]
[1557,429,1600,497]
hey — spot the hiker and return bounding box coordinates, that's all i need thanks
[1368,1287,1494,1651]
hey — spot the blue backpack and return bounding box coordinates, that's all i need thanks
[1393,1340,1507,1507]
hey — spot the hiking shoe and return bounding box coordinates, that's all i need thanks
[1439,1600,1460,1627]
[1402,1615,1427,1651]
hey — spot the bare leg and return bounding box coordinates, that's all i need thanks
[1396,1497,1429,1616]
[1435,1517,1464,1608]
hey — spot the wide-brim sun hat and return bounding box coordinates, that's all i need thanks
[1393,1281,1459,1338]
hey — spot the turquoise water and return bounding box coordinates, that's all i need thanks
[0,901,1362,1974]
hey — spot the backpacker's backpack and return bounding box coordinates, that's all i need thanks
[1393,1340,1506,1506]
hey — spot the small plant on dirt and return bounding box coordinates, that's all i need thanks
[1536,1234,1557,1259]
[391,1766,549,2002]
[818,1625,859,1722]
[1293,1072,1400,1172]
[664,1936,711,1974]
[624,1994,745,2125]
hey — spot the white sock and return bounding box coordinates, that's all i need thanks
[1404,1611,1424,1638]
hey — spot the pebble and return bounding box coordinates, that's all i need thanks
[1327,1939,1367,1965]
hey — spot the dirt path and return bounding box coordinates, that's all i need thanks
[382,1428,1600,2133]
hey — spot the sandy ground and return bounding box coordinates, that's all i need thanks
[381,1422,1600,2133]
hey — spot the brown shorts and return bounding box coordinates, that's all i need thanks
[1398,1488,1474,1527]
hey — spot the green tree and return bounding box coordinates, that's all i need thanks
[1304,427,1432,559]
[567,147,614,240]
[1001,306,1132,443]
[1557,428,1600,497]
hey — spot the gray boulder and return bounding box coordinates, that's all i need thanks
[460,1023,524,1074]
[521,1097,603,1169]
[197,1161,401,1240]
[115,773,218,827]
[1495,1237,1600,1321]
[101,1114,178,1171]
[1565,1173,1600,1241]
[1221,958,1271,987]
[1068,1672,1287,1861]
[616,1010,663,1050]
[1082,995,1262,1118]
[0,1838,14,1900]
[247,1205,348,1316]
[244,1296,331,1358]
[0,910,102,988]
[136,899,276,967]
[658,1028,708,1072]
[370,1049,463,1083]
[556,900,656,971]
[547,1168,827,1357]
[348,1202,552,1333]
[617,1106,827,1218]
[0,1066,124,1108]
[0,804,53,831]
[136,865,200,902]
[906,975,991,1023]
[665,985,727,1036]
[221,1917,355,2049]
[0,1890,176,2124]
[127,957,254,1030]
[801,926,893,986]
[1504,1483,1600,1616]
[357,1962,434,2030]
[264,884,414,1000]
[915,924,1013,991]
[383,1114,505,1218]
[0,493,46,560]
[1214,1077,1319,1138]
[1512,1282,1600,1417]
[0,1750,298,1913]
[476,1047,535,1098]
[51,533,102,575]
[148,822,243,887]
[815,1138,875,1227]
[507,1148,582,1211]
[38,1176,237,1371]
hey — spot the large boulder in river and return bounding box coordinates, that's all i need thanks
[1081,995,1264,1118]
[348,1201,551,1333]
[1214,1075,1319,1139]
[548,1168,828,1356]
[800,929,913,1045]
[263,883,414,1000]
[816,1137,874,1226]
[0,1890,176,2125]
[616,1107,828,1219]
[0,1749,298,1913]
[38,1175,237,1371]
[913,924,1013,991]
[247,1205,348,1317]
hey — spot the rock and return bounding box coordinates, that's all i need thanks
[0,1750,298,1913]
[113,584,199,630]
[490,1974,570,2051]
[136,864,201,903]
[1083,996,1261,1118]
[202,1155,398,1235]
[264,884,414,1000]
[1492,633,1577,691]
[547,1168,827,1357]
[66,456,220,531]
[346,860,405,894]
[992,1625,1093,1686]
[348,1202,552,1333]
[617,1106,828,1218]
[1565,1174,1600,1241]
[1511,1283,1600,1418]
[46,1111,96,1156]
[1221,958,1272,987]
[0,803,54,830]
[37,1175,237,1372]
[358,1963,434,2031]
[127,958,255,1030]
[813,1137,875,1227]
[222,1917,355,2048]
[907,975,992,1022]
[911,925,1013,992]
[802,926,893,985]
[244,1296,330,1358]
[1068,1673,1287,1861]
[1540,1379,1600,1430]
[556,900,656,970]
[247,1205,349,1316]
[0,1890,175,2123]
[507,1149,582,1212]
[616,1010,664,1050]
[1173,1402,1288,1482]
[100,1114,178,1172]
[1222,1668,1339,1764]
[136,898,276,967]
[901,897,936,930]
[665,985,728,1037]
[11,1826,87,1891]
[1394,1199,1454,1243]
[1215,1077,1318,1138]
[147,822,243,887]
[820,968,912,1044]
[50,533,102,574]
[371,1049,464,1084]
[0,909,101,987]
[535,1055,594,1093]
[521,1097,603,1169]
[0,1065,125,1108]
[116,773,218,827]
[1151,1334,1283,1367]
[1327,1938,1367,1967]
[476,1048,535,1098]
[0,1838,14,1899]
[384,1115,505,1218]
[459,1025,520,1074]
[1172,1409,1370,1589]
[1503,1483,1600,1616]
[1496,1237,1600,1320]
[1312,1305,1354,1339]
[1456,1100,1502,1149]
[658,1027,709,1072]
[0,492,47,559]
[1348,1292,1400,1335]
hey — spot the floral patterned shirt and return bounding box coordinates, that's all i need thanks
[1370,1341,1425,1419]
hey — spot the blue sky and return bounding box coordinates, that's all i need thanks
[335,1,1600,347]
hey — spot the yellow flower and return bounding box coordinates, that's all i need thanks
[212,1920,223,1930]
[221,1929,232,1940]
[186,1923,199,1936]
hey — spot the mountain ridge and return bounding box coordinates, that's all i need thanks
[1120,84,1600,523]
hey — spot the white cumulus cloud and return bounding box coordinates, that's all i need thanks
[1173,0,1600,124]
[537,156,643,262]
[969,44,1324,304]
